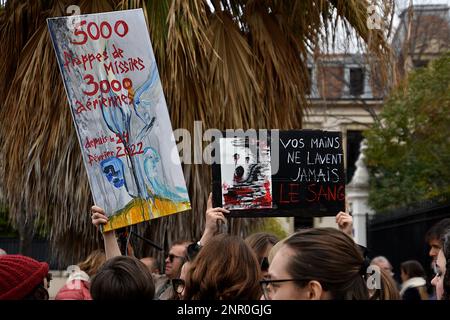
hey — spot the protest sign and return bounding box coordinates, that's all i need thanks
[212,130,345,217]
[48,9,190,231]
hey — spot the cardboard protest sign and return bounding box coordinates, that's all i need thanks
[48,9,190,231]
[212,130,345,217]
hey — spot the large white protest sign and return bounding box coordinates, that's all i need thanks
[48,9,190,231]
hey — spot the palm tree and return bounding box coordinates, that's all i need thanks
[0,0,393,265]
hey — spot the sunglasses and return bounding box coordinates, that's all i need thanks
[260,257,269,272]
[167,253,185,263]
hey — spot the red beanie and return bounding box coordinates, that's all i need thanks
[0,255,49,300]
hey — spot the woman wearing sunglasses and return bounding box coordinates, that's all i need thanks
[171,259,191,300]
[245,232,279,278]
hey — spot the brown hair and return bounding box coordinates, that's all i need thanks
[78,249,106,277]
[245,232,279,260]
[183,234,262,300]
[90,256,154,300]
[283,228,369,300]
[400,260,426,279]
[171,239,191,248]
[426,218,450,243]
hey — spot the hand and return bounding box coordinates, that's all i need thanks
[336,211,353,238]
[200,193,230,245]
[91,205,108,228]
[91,205,121,259]
[204,193,229,235]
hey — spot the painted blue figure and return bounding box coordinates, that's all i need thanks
[143,147,188,202]
[100,81,154,198]
[100,56,189,207]
[133,62,159,141]
[100,61,164,202]
[101,157,126,189]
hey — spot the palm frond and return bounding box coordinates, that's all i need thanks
[0,0,394,265]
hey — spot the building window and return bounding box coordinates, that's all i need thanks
[346,130,364,183]
[349,68,365,96]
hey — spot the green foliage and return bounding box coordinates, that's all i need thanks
[364,52,450,212]
[250,218,289,239]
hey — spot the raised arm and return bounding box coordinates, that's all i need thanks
[91,205,122,260]
[336,211,354,239]
[198,193,230,246]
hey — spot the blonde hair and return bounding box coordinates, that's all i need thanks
[370,268,401,300]
[78,250,106,277]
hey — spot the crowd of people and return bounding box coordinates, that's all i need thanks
[1,194,450,301]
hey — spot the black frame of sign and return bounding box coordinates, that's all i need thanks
[211,130,346,218]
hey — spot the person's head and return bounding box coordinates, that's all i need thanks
[140,257,160,274]
[77,249,106,277]
[431,231,450,300]
[245,232,279,277]
[400,260,426,283]
[184,234,262,300]
[90,256,154,300]
[426,218,450,262]
[0,248,7,255]
[165,240,189,279]
[0,255,50,300]
[265,228,368,300]
[371,256,394,277]
[368,267,401,300]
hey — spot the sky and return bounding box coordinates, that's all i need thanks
[396,0,450,12]
[395,0,450,24]
[324,0,450,53]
